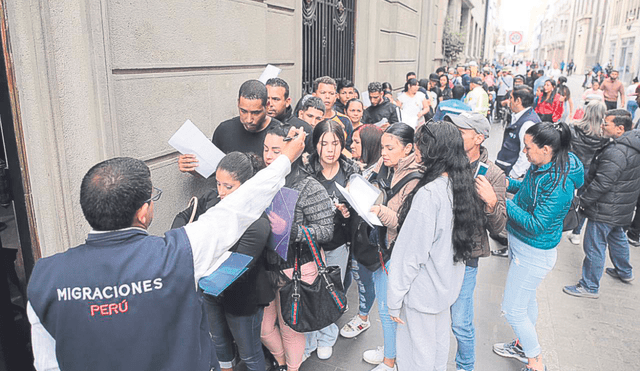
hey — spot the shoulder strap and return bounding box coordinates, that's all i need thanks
[389,171,422,200]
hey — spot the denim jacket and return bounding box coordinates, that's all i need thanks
[506,152,584,249]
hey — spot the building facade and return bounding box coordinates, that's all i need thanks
[600,0,640,83]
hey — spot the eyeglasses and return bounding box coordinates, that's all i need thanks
[145,186,162,204]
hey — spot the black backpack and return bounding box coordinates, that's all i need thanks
[350,167,422,272]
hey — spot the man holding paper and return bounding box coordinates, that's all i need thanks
[26,129,306,371]
[178,80,281,173]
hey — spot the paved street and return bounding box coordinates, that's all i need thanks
[300,75,640,371]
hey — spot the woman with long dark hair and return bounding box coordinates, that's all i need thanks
[557,76,574,122]
[493,122,584,371]
[397,78,429,129]
[534,79,564,122]
[172,152,272,371]
[350,124,384,178]
[303,119,361,360]
[387,121,484,370]
[439,74,453,101]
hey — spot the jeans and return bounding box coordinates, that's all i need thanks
[502,234,557,358]
[579,220,634,292]
[628,100,638,120]
[305,244,349,354]
[451,265,478,371]
[351,258,376,316]
[203,295,265,371]
[374,262,397,360]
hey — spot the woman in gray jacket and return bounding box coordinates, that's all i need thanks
[388,121,484,371]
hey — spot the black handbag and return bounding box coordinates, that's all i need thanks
[279,226,347,333]
[562,196,580,232]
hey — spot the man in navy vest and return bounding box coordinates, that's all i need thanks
[493,86,541,257]
[26,129,306,371]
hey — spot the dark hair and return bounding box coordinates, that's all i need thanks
[368,82,383,93]
[398,121,484,263]
[404,78,419,92]
[301,95,326,114]
[239,79,268,107]
[557,77,571,100]
[384,123,415,149]
[267,123,294,138]
[266,77,290,99]
[542,79,557,104]
[406,72,416,79]
[439,74,450,87]
[525,122,572,190]
[452,85,465,100]
[435,66,447,74]
[605,109,633,131]
[311,120,346,158]
[382,82,393,92]
[418,79,429,91]
[217,151,265,184]
[337,79,354,92]
[345,98,364,111]
[512,86,534,108]
[80,157,151,231]
[354,125,383,167]
[313,76,337,92]
[632,77,638,83]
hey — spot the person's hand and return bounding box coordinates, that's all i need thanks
[370,205,381,216]
[390,315,405,324]
[267,211,287,235]
[178,154,198,173]
[281,127,306,163]
[336,203,350,218]
[475,175,498,212]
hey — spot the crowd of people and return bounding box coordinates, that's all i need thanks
[25,60,640,371]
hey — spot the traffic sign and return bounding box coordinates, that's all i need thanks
[508,31,523,45]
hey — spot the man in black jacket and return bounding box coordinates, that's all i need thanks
[564,110,640,298]
[362,82,399,125]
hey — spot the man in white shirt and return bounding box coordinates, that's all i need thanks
[465,77,489,116]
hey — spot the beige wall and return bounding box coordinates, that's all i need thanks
[5,0,301,257]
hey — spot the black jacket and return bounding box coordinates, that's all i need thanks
[275,106,314,152]
[362,97,399,125]
[580,130,640,225]
[570,125,608,169]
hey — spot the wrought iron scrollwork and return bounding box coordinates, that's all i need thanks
[333,0,347,31]
[303,0,317,26]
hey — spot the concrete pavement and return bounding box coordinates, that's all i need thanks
[299,74,640,371]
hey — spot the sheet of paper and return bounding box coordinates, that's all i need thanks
[337,174,383,227]
[258,64,282,84]
[168,119,224,178]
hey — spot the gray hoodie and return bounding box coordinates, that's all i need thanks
[387,176,465,316]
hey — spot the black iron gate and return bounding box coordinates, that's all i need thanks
[302,0,356,94]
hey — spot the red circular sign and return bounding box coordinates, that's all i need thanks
[509,32,523,45]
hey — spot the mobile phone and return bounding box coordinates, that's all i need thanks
[474,162,489,178]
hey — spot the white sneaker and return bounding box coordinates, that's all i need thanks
[340,314,371,338]
[568,233,581,245]
[363,346,384,365]
[317,346,333,360]
[371,362,397,371]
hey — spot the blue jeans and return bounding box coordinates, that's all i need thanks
[579,220,633,292]
[450,265,478,371]
[373,262,397,360]
[351,258,376,316]
[628,100,638,120]
[203,295,265,371]
[305,244,349,354]
[502,234,557,358]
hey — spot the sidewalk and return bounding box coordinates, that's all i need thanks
[300,82,640,370]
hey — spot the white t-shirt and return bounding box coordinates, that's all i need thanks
[398,92,426,128]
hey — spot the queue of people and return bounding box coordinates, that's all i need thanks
[24,63,640,371]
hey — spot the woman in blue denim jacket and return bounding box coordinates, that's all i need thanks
[493,122,584,371]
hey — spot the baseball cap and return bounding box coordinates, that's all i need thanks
[470,77,483,85]
[445,111,491,138]
[429,73,440,81]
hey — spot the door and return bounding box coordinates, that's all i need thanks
[302,0,356,93]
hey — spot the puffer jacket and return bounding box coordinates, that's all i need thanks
[569,125,608,169]
[506,152,584,249]
[470,147,507,258]
[580,130,640,225]
[362,96,400,125]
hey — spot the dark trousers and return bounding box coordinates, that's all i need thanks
[605,100,617,110]
[628,195,640,239]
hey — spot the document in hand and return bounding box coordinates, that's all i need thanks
[336,174,383,227]
[258,64,282,84]
[168,119,225,178]
[199,252,253,296]
[266,187,300,260]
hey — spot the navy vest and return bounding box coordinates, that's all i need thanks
[28,228,211,371]
[496,108,541,175]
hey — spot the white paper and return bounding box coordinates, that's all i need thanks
[337,174,383,227]
[258,64,282,84]
[168,119,225,178]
